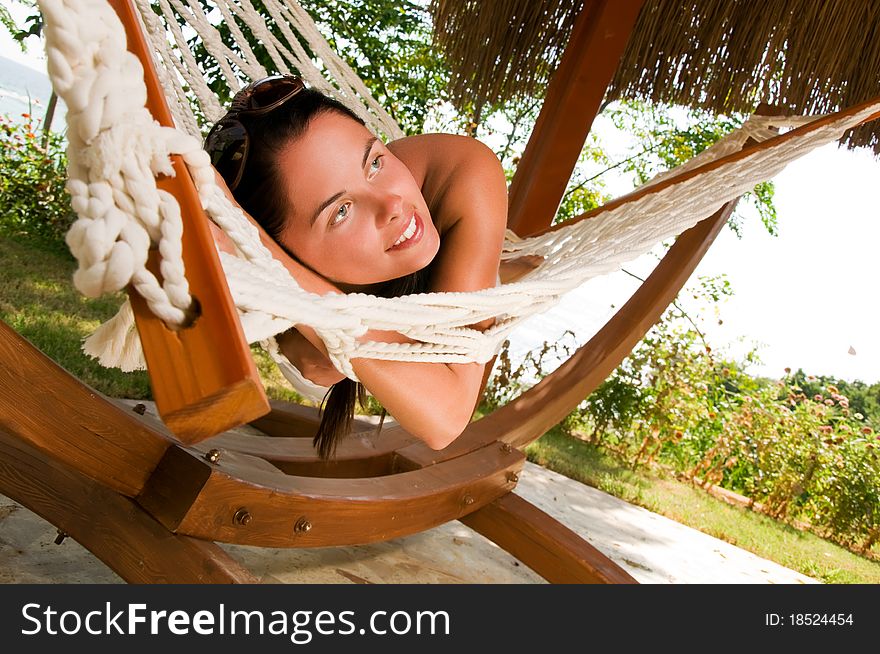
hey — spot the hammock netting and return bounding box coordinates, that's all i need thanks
[38,0,880,385]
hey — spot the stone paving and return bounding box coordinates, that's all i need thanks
[0,460,817,584]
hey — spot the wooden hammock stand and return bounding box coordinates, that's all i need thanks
[0,0,845,583]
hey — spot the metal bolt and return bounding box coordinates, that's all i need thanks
[204,448,223,464]
[233,508,252,526]
[500,442,513,454]
[54,529,68,545]
[506,471,519,484]
[293,516,312,534]
[463,494,475,506]
[132,403,146,415]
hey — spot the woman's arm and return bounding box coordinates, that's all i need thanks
[291,134,509,448]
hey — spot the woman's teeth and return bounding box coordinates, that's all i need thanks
[393,215,417,246]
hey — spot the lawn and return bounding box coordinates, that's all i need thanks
[527,428,880,584]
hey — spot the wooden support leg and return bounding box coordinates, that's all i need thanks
[0,429,258,584]
[507,0,645,236]
[460,492,637,584]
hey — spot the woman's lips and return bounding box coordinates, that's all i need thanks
[388,212,424,251]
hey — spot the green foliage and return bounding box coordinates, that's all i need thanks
[568,279,879,553]
[0,112,73,249]
[551,100,779,232]
[0,1,42,52]
[608,101,741,184]
[301,0,449,134]
[484,273,880,555]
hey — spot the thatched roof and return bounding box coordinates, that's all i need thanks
[430,0,880,153]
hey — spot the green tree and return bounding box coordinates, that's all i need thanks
[300,0,449,134]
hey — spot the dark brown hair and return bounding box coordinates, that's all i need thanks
[214,89,429,458]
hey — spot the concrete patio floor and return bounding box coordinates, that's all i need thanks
[0,453,817,584]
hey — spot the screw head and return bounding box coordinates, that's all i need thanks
[233,508,252,526]
[294,516,312,534]
[463,494,475,506]
[500,442,513,454]
[506,471,519,484]
[204,448,223,464]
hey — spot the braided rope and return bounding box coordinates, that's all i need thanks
[39,0,880,382]
[42,0,195,329]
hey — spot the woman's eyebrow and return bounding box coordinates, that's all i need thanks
[309,137,379,226]
[362,136,378,168]
[310,191,344,226]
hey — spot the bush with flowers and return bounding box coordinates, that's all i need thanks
[485,277,880,554]
[0,112,72,249]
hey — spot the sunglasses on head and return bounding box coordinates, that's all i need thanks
[204,75,306,192]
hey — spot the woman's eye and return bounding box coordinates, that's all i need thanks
[369,156,382,173]
[331,203,350,225]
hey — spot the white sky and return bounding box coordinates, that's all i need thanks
[513,142,879,384]
[3,17,878,384]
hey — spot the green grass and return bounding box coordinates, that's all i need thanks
[0,234,311,405]
[526,428,880,584]
[4,232,879,583]
[0,235,152,398]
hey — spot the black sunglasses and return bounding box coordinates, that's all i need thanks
[204,75,306,192]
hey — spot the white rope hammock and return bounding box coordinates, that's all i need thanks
[39,0,880,384]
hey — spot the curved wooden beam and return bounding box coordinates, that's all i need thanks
[0,321,169,496]
[198,432,400,478]
[460,492,637,583]
[136,440,524,548]
[235,399,419,477]
[0,428,257,584]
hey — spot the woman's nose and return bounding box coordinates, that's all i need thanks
[375,193,404,226]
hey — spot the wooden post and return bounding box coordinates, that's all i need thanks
[461,493,638,583]
[506,0,644,237]
[107,0,269,442]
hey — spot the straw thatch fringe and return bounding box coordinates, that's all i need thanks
[431,0,880,153]
[430,0,585,112]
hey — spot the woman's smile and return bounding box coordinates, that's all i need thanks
[387,211,424,250]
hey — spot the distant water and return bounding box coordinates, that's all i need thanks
[0,55,66,128]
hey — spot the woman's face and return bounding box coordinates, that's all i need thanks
[275,111,440,289]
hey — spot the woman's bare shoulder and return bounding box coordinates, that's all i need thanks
[388,133,499,187]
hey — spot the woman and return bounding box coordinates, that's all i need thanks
[205,75,512,457]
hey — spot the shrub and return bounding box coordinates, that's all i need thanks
[0,112,73,249]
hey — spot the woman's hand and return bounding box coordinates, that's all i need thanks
[499,254,544,284]
[277,328,345,387]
